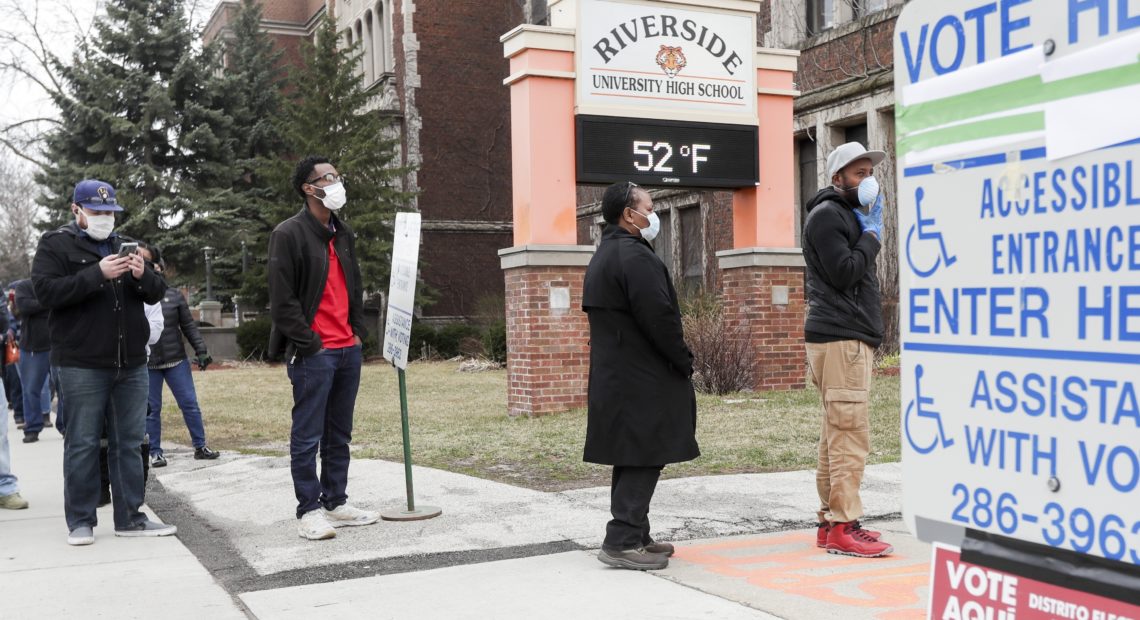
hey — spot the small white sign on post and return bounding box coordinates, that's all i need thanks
[382,212,422,369]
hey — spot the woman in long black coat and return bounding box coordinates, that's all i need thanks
[582,182,699,571]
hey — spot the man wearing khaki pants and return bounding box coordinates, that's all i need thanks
[801,142,892,558]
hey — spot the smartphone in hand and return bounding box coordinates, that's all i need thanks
[118,242,138,258]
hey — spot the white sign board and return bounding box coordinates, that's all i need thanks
[896,0,1140,566]
[382,212,422,370]
[576,0,756,121]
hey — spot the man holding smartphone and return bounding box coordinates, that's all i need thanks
[32,179,174,546]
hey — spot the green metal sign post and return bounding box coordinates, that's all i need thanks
[380,212,441,522]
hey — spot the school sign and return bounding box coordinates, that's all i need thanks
[895,0,1140,575]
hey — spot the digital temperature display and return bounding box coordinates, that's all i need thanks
[576,115,758,188]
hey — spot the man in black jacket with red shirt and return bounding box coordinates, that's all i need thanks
[269,156,378,541]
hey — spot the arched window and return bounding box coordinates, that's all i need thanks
[354,19,366,79]
[372,1,388,75]
[362,11,376,83]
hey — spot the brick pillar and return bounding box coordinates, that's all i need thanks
[719,249,806,390]
[500,246,594,417]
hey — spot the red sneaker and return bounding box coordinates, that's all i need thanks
[817,521,881,548]
[826,521,893,557]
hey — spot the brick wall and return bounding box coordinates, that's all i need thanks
[721,264,807,390]
[504,266,590,416]
[420,231,511,318]
[396,1,523,319]
[795,15,897,94]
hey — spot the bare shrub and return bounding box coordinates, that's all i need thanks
[681,294,753,395]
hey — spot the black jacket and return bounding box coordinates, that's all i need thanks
[13,278,50,352]
[581,225,700,467]
[801,187,884,348]
[148,287,207,368]
[268,207,366,360]
[31,224,167,369]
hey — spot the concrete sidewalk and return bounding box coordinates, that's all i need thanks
[0,416,247,619]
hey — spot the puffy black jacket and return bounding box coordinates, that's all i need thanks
[148,287,207,368]
[13,278,50,352]
[268,207,366,361]
[31,224,167,369]
[801,187,884,348]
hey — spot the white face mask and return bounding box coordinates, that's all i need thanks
[632,210,661,242]
[78,210,115,241]
[857,176,880,208]
[316,181,347,211]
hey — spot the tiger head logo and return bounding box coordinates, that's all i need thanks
[655,45,687,78]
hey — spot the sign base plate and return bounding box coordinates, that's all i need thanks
[380,505,442,522]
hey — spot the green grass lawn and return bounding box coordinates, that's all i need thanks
[157,361,900,491]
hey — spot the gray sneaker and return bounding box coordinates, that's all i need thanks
[68,526,95,546]
[114,520,177,537]
[598,546,669,570]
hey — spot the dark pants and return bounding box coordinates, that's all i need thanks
[51,366,65,434]
[287,345,362,519]
[58,365,149,531]
[3,362,21,419]
[147,359,208,454]
[603,465,665,551]
[18,349,51,433]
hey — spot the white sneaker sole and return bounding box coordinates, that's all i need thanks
[326,516,381,528]
[67,535,95,546]
[115,526,178,537]
[299,528,337,540]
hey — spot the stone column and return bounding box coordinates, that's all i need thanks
[724,49,806,391]
[500,25,593,417]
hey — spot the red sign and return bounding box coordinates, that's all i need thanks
[929,544,1139,620]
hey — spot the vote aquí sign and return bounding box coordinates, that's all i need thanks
[894,0,1140,605]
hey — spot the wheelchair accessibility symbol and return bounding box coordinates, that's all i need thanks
[905,187,957,278]
[905,364,955,455]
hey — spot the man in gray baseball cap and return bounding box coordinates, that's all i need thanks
[801,142,892,558]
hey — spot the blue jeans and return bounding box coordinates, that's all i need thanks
[147,360,207,454]
[18,349,51,433]
[58,365,149,531]
[287,345,361,518]
[0,385,17,496]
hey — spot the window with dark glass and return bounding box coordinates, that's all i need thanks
[679,207,704,295]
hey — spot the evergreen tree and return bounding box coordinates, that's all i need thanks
[35,0,236,283]
[273,14,411,302]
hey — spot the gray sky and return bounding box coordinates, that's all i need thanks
[0,0,223,166]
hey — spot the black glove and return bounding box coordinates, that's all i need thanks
[197,353,213,371]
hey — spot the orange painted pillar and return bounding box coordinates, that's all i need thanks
[499,25,593,416]
[721,48,807,391]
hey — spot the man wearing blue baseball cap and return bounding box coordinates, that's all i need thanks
[31,179,175,546]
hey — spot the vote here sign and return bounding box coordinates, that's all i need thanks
[895,0,1140,566]
[382,212,422,370]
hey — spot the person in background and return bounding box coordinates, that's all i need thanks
[0,310,28,510]
[138,243,219,467]
[2,285,22,428]
[13,278,52,442]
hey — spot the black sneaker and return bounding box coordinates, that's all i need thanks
[151,453,167,468]
[15,418,25,430]
[22,432,38,444]
[194,446,220,460]
[597,546,669,570]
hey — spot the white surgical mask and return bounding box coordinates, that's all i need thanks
[317,182,347,211]
[857,176,880,208]
[633,211,661,242]
[79,211,115,241]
